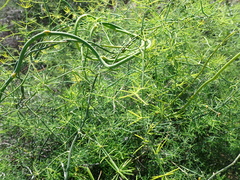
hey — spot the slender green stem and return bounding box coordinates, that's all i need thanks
[200,0,209,17]
[64,74,98,180]
[169,31,237,108]
[64,132,78,180]
[0,29,151,102]
[175,52,240,115]
[74,14,96,36]
[74,14,96,50]
[208,153,240,180]
[0,0,10,10]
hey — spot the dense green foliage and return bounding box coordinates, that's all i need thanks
[0,0,240,179]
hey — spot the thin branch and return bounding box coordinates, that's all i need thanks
[208,153,240,180]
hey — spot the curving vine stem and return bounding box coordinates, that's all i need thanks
[0,25,152,102]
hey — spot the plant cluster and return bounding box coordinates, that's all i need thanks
[0,0,240,179]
